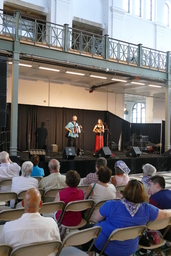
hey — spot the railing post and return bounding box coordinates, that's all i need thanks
[64,23,69,51]
[104,34,109,60]
[138,43,142,67]
[15,11,20,41]
[79,31,83,53]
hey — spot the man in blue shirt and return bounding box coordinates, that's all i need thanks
[148,175,171,241]
[65,115,82,150]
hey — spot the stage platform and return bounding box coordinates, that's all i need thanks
[16,150,171,178]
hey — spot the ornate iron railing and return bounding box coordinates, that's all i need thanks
[0,9,168,72]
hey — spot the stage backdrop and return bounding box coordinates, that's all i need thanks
[4,104,162,152]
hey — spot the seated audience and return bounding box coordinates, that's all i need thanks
[30,154,45,177]
[85,166,116,222]
[0,151,20,191]
[141,163,156,195]
[0,188,60,254]
[54,170,84,228]
[111,160,130,198]
[10,161,38,208]
[80,157,107,185]
[82,179,171,256]
[148,175,171,241]
[39,159,65,190]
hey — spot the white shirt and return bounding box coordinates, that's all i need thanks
[0,162,21,192]
[0,212,60,256]
[11,176,38,193]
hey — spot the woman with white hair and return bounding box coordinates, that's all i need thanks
[141,163,156,195]
[10,161,38,208]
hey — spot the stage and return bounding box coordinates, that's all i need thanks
[15,150,171,178]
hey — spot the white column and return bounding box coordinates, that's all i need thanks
[165,51,171,151]
[146,97,153,123]
[110,5,125,40]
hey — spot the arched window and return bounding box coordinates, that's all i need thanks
[147,0,152,21]
[164,3,169,26]
[132,103,145,123]
[135,0,142,17]
[123,0,130,13]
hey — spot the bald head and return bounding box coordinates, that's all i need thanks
[48,159,60,173]
[22,188,42,213]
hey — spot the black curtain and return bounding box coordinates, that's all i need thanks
[5,104,164,152]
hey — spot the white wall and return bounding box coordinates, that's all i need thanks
[7,76,124,117]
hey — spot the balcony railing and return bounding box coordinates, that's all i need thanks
[0,9,169,72]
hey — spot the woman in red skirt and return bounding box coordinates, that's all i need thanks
[93,119,104,153]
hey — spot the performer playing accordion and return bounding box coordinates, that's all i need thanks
[65,115,82,150]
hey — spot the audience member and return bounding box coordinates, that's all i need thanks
[111,160,130,198]
[148,175,171,241]
[141,163,156,195]
[39,159,65,190]
[80,157,107,185]
[82,179,171,256]
[0,151,20,191]
[30,154,45,177]
[0,188,60,253]
[85,166,116,223]
[10,161,38,208]
[54,170,84,236]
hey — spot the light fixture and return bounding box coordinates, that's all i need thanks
[39,66,60,72]
[131,81,145,85]
[124,104,128,115]
[111,78,127,82]
[66,71,85,76]
[19,63,32,67]
[8,62,12,64]
[90,75,107,79]
[148,84,162,88]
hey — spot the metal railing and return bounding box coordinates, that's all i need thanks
[0,9,169,72]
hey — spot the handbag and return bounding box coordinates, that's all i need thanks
[86,182,96,199]
[146,230,161,245]
[139,232,151,247]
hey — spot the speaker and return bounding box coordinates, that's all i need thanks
[164,149,171,157]
[29,149,46,161]
[126,147,141,157]
[95,147,112,158]
[63,147,75,159]
[0,61,7,127]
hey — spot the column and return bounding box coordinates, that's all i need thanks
[165,51,171,152]
[10,11,20,156]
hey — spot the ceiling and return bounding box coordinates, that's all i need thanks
[7,60,167,103]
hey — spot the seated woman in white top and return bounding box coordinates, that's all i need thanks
[10,161,38,208]
[85,166,116,223]
[111,160,130,198]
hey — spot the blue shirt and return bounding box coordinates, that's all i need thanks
[94,200,159,256]
[65,121,79,138]
[31,166,45,178]
[149,189,171,209]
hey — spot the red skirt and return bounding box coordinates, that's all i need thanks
[94,134,104,153]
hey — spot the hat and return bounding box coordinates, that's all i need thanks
[142,163,156,176]
[114,160,131,174]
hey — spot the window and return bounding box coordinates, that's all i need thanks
[135,0,142,17]
[123,0,130,13]
[132,103,145,123]
[147,0,152,21]
[164,3,169,26]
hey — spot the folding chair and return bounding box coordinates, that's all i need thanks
[0,208,24,225]
[10,240,62,256]
[17,188,44,200]
[58,199,95,229]
[0,192,17,210]
[0,179,12,192]
[39,201,65,219]
[99,225,146,256]
[43,188,64,202]
[0,244,12,256]
[57,226,102,256]
[86,199,108,223]
[139,217,171,255]
[115,185,126,193]
[31,176,42,183]
[77,185,89,193]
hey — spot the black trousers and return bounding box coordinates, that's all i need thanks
[67,136,77,148]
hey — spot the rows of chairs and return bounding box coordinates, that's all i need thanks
[0,217,171,256]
